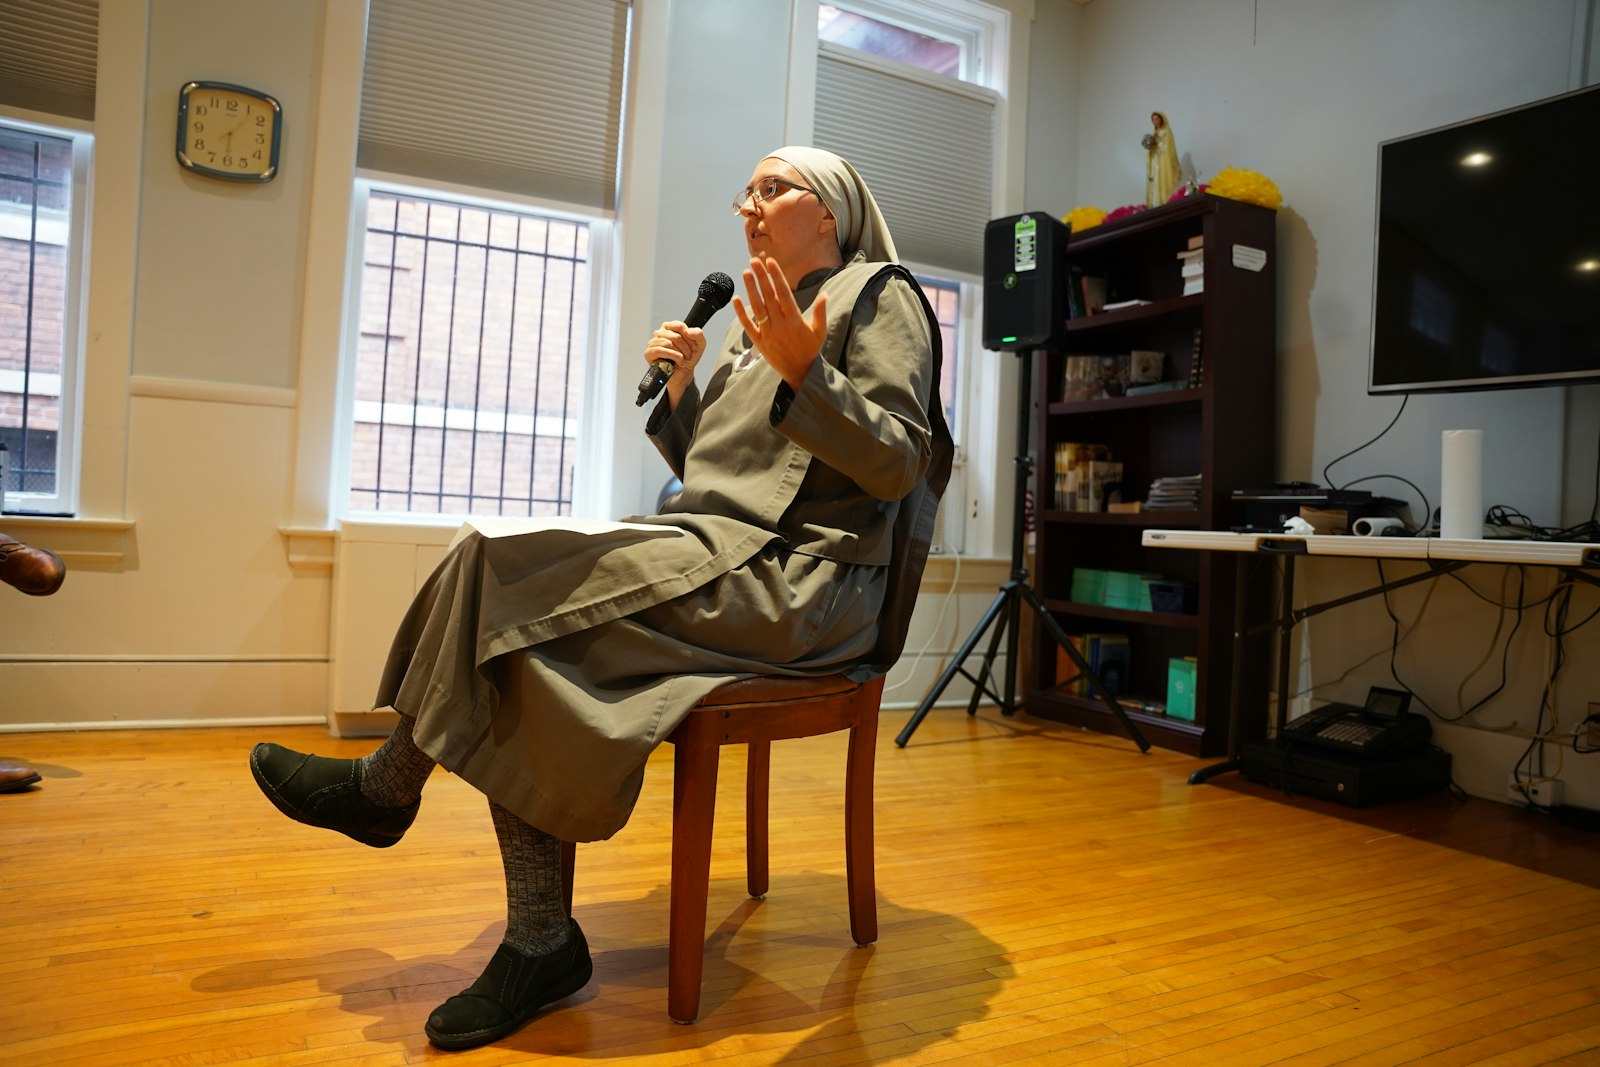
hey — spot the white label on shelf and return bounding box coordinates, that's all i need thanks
[1232,244,1268,272]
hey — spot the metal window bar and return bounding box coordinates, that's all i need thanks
[0,129,67,500]
[351,191,587,516]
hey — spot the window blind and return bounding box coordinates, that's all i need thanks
[0,0,98,121]
[359,0,629,211]
[814,45,995,275]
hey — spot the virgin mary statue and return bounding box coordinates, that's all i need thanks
[1142,111,1181,207]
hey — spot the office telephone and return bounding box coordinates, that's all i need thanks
[1279,686,1431,758]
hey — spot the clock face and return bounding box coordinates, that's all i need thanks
[176,82,281,182]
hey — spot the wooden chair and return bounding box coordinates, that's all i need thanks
[561,669,884,1022]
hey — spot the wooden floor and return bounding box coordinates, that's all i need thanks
[3,709,1599,1065]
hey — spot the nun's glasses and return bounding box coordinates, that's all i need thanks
[732,176,821,214]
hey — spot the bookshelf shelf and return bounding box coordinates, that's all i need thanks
[1048,385,1206,417]
[1041,598,1203,629]
[1024,194,1276,757]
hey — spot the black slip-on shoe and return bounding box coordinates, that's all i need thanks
[249,742,418,848]
[425,920,593,1051]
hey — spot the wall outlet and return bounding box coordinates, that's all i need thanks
[1507,774,1563,808]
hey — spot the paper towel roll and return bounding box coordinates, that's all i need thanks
[1440,429,1483,539]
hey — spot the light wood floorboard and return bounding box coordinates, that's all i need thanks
[2,709,1598,1065]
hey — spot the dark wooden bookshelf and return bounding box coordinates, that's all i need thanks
[1025,194,1276,756]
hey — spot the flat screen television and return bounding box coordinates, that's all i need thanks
[1368,83,1600,395]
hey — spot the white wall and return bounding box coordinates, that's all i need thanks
[1,0,333,729]
[1067,0,1600,807]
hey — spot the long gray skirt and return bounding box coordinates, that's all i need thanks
[373,529,885,842]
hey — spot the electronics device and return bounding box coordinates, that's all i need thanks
[1278,685,1431,758]
[1238,739,1451,807]
[1368,83,1600,395]
[1231,484,1391,533]
[982,212,1069,350]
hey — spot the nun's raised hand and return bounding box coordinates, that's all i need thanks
[732,255,829,391]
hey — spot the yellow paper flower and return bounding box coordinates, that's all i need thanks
[1063,205,1106,232]
[1208,167,1283,210]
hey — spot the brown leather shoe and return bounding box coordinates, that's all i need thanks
[0,759,42,793]
[0,533,66,596]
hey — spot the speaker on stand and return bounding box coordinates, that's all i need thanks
[896,212,1149,753]
[982,211,1069,350]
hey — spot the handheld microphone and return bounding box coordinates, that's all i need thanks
[636,271,735,406]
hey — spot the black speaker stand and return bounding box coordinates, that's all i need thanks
[895,347,1151,753]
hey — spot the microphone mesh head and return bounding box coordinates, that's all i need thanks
[700,271,735,309]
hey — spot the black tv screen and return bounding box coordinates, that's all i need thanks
[1368,84,1600,395]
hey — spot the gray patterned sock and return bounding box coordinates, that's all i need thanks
[357,714,434,809]
[490,800,573,957]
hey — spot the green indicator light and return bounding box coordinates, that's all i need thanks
[1002,336,1018,343]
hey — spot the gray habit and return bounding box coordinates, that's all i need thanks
[374,256,949,843]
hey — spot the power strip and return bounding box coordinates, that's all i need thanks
[1507,774,1564,808]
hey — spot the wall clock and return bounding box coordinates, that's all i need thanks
[175,81,282,182]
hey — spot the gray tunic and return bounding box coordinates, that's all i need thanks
[374,256,950,842]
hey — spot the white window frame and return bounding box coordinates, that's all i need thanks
[0,112,90,516]
[288,0,653,536]
[330,171,616,525]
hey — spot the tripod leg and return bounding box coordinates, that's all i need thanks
[1020,584,1151,752]
[895,584,1013,747]
[965,589,1015,717]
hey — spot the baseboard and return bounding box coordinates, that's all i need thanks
[0,659,328,731]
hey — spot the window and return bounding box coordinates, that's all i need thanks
[0,120,87,514]
[914,272,962,441]
[817,4,963,76]
[809,0,1017,555]
[341,0,629,520]
[347,187,591,517]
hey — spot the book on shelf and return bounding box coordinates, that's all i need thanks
[1102,298,1152,311]
[1080,274,1107,315]
[1053,441,1112,510]
[1067,267,1108,318]
[1056,632,1132,697]
[1145,473,1202,511]
[1130,349,1165,383]
[1185,234,1204,250]
[1179,250,1204,296]
[1062,355,1103,401]
[1077,459,1124,513]
[1062,354,1133,400]
[1187,327,1204,386]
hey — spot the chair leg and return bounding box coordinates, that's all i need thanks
[844,710,879,946]
[745,739,770,900]
[668,716,721,1023]
[559,841,576,918]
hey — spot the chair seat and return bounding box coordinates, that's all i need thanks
[694,672,862,706]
